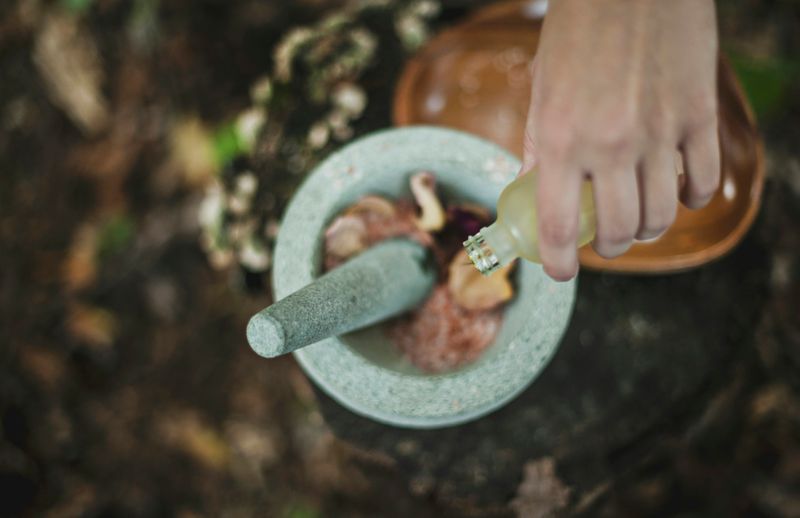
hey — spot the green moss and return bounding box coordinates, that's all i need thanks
[97,214,136,260]
[282,502,320,518]
[212,123,245,168]
[729,54,800,121]
[61,0,93,14]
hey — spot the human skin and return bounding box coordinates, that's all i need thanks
[522,0,721,281]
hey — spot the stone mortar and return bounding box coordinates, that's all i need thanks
[272,126,576,428]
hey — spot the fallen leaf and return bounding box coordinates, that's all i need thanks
[33,12,109,135]
[511,458,572,518]
[62,224,98,293]
[156,411,230,470]
[448,250,514,311]
[19,346,65,390]
[66,303,118,350]
[170,117,216,187]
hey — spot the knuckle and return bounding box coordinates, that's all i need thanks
[540,216,577,247]
[538,120,574,156]
[591,118,637,156]
[685,97,718,134]
[641,206,676,235]
[646,107,677,140]
[597,224,636,247]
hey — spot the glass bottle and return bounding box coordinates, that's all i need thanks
[463,169,596,275]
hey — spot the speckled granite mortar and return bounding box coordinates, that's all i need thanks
[271,126,576,428]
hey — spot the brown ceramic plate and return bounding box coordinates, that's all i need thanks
[393,0,765,273]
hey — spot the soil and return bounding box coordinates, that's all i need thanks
[1,0,799,517]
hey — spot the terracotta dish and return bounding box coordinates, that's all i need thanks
[393,0,765,273]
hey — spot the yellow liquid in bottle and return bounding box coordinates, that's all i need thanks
[464,168,596,275]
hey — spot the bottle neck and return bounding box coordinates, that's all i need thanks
[463,221,518,276]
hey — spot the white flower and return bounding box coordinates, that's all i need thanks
[235,172,258,198]
[198,181,225,230]
[307,121,330,149]
[236,107,266,151]
[332,82,367,118]
[238,237,271,272]
[250,76,273,104]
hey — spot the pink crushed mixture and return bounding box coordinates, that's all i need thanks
[387,286,503,373]
[323,176,511,373]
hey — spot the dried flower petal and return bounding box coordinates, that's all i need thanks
[410,171,446,231]
[448,250,514,310]
[447,204,492,237]
[324,215,367,259]
[343,195,396,219]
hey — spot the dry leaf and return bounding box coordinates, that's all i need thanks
[324,215,367,259]
[66,303,118,350]
[19,346,65,390]
[448,250,514,311]
[63,224,98,293]
[511,458,572,518]
[169,117,216,187]
[410,171,446,231]
[156,411,230,470]
[33,13,109,135]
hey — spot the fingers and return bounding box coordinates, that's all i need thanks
[536,163,582,281]
[636,149,678,240]
[680,122,721,209]
[591,168,640,258]
[520,55,541,175]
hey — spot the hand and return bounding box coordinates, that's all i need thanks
[523,0,721,281]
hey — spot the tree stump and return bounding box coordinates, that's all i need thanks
[312,225,770,515]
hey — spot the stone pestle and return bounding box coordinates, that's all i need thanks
[247,239,436,358]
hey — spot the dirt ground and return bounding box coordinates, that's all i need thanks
[1,0,799,516]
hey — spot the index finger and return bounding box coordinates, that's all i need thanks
[536,160,583,281]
